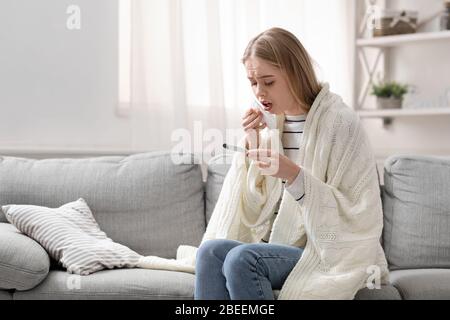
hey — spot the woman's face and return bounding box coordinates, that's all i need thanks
[245,56,305,116]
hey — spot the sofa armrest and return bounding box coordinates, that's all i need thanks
[0,223,50,291]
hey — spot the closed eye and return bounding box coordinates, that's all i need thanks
[250,81,274,87]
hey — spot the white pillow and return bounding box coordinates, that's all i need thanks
[2,198,142,275]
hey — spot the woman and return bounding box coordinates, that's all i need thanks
[193,27,389,300]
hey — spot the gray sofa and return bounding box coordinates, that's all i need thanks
[0,151,449,300]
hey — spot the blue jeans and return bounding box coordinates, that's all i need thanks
[194,239,304,300]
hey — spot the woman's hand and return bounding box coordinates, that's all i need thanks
[241,108,266,150]
[246,149,300,185]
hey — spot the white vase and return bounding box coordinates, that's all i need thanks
[376,97,402,109]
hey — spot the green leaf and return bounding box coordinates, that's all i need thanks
[371,81,408,98]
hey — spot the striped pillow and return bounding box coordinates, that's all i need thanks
[1,198,142,275]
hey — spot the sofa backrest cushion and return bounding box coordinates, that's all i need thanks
[0,152,205,259]
[382,155,450,270]
[205,153,233,224]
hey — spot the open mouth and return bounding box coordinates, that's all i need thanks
[262,102,272,111]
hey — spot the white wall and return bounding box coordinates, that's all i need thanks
[1,0,449,166]
[0,0,132,153]
[359,0,450,163]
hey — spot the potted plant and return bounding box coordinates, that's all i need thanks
[371,81,408,109]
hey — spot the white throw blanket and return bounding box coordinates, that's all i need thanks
[138,83,390,300]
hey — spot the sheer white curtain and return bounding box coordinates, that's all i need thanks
[119,0,355,159]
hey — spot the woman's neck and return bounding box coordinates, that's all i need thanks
[284,109,308,116]
[284,103,309,116]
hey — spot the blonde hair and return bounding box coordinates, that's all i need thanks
[242,27,322,110]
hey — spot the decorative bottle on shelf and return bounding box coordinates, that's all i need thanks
[440,0,450,30]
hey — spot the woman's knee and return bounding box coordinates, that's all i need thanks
[222,244,258,277]
[196,239,241,261]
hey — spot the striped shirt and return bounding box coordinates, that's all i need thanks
[260,114,306,243]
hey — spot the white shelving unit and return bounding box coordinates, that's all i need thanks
[354,1,450,126]
[358,108,450,117]
[357,107,450,125]
[356,30,450,47]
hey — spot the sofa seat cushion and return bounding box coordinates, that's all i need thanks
[0,223,50,291]
[273,285,402,300]
[0,290,13,300]
[353,284,402,300]
[13,269,195,300]
[390,269,450,300]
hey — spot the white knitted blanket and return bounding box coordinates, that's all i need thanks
[138,84,390,300]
